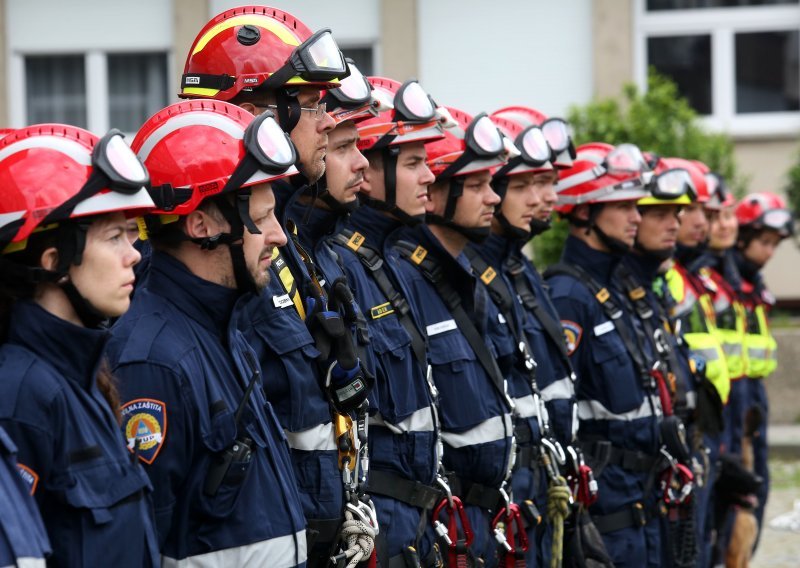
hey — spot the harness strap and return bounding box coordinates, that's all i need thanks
[447,474,504,512]
[365,470,442,510]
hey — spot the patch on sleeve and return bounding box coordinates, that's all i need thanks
[561,320,583,356]
[17,464,39,495]
[122,398,167,465]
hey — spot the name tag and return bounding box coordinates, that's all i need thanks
[498,313,507,324]
[427,319,457,336]
[593,321,614,336]
[273,294,293,309]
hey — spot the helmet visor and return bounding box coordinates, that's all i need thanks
[394,80,436,122]
[651,168,696,200]
[517,126,551,166]
[606,143,648,174]
[247,111,297,172]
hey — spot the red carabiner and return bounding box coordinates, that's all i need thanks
[491,503,529,567]
[432,495,474,566]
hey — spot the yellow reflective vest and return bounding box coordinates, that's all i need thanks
[742,291,778,378]
[666,263,731,404]
[699,267,749,380]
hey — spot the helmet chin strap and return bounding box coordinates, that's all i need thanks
[634,239,675,262]
[424,177,492,243]
[274,88,302,135]
[494,210,531,241]
[529,217,552,237]
[584,203,631,256]
[359,146,425,227]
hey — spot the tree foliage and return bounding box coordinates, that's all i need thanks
[785,151,800,221]
[531,70,743,268]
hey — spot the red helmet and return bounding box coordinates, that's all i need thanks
[691,160,734,210]
[356,77,445,152]
[659,157,709,203]
[489,113,554,178]
[637,155,695,206]
[131,99,298,217]
[426,107,508,180]
[491,106,575,168]
[735,192,794,238]
[180,5,348,101]
[555,142,648,215]
[0,124,153,253]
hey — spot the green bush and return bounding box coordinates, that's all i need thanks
[785,151,800,220]
[531,70,742,268]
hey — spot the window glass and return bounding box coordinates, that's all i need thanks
[736,31,799,112]
[342,47,374,76]
[107,53,168,132]
[648,0,797,10]
[25,55,87,127]
[648,35,713,114]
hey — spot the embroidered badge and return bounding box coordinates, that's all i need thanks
[480,267,497,285]
[122,399,167,465]
[17,463,39,495]
[561,320,583,356]
[411,245,428,265]
[370,302,394,319]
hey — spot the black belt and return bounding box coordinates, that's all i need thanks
[592,502,652,534]
[366,470,442,510]
[447,474,503,512]
[581,441,664,475]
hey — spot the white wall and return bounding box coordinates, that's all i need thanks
[209,0,380,48]
[417,0,593,118]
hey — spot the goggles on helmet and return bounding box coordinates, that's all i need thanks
[704,172,732,207]
[327,59,371,107]
[394,80,437,123]
[759,208,794,236]
[541,118,572,155]
[648,168,696,201]
[516,125,551,166]
[44,129,149,223]
[149,111,296,216]
[438,113,505,178]
[262,29,349,90]
[557,143,648,193]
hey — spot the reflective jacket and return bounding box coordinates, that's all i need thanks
[703,251,748,380]
[665,262,730,404]
[0,301,159,568]
[0,425,49,567]
[106,251,306,567]
[734,251,778,378]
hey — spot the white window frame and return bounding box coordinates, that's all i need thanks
[9,50,173,136]
[634,1,800,138]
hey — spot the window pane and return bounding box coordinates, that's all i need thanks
[342,47,374,76]
[648,0,797,10]
[25,55,87,127]
[648,35,713,114]
[736,31,799,113]
[108,53,168,132]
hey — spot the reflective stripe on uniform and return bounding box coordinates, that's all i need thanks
[14,559,47,568]
[540,376,575,402]
[722,342,743,357]
[685,390,697,410]
[441,414,513,449]
[748,347,767,360]
[513,394,539,419]
[284,423,337,451]
[690,346,722,362]
[576,395,662,422]
[162,530,307,568]
[370,407,436,434]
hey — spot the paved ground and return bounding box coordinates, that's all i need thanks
[751,459,800,568]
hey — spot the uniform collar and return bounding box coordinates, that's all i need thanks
[561,234,620,285]
[474,233,515,269]
[147,251,239,335]
[348,207,401,251]
[292,202,343,251]
[624,252,664,283]
[733,248,762,289]
[8,300,107,390]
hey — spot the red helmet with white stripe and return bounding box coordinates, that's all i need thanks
[735,192,794,238]
[0,124,153,252]
[491,106,575,168]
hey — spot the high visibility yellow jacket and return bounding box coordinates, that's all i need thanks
[666,263,731,404]
[738,275,778,378]
[700,266,749,381]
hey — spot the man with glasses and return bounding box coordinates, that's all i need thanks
[179,7,371,565]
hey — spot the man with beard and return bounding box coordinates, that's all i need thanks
[178,7,371,565]
[328,76,446,566]
[463,109,579,566]
[106,101,307,565]
[391,107,516,565]
[544,143,665,567]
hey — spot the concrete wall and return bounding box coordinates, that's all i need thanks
[173,0,211,103]
[0,1,7,127]
[593,0,634,99]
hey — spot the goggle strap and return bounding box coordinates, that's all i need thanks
[236,188,261,235]
[211,197,258,294]
[181,73,235,92]
[42,171,109,225]
[556,165,607,192]
[150,184,194,212]
[260,65,299,92]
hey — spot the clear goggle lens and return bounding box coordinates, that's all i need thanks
[762,209,792,230]
[519,126,551,163]
[306,31,346,73]
[255,114,295,168]
[334,62,370,103]
[655,168,695,197]
[397,81,435,122]
[104,133,148,186]
[606,143,648,174]
[541,118,571,153]
[471,115,504,155]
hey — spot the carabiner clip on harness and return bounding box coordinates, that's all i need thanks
[432,477,474,568]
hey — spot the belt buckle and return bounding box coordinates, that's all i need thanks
[632,502,647,527]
